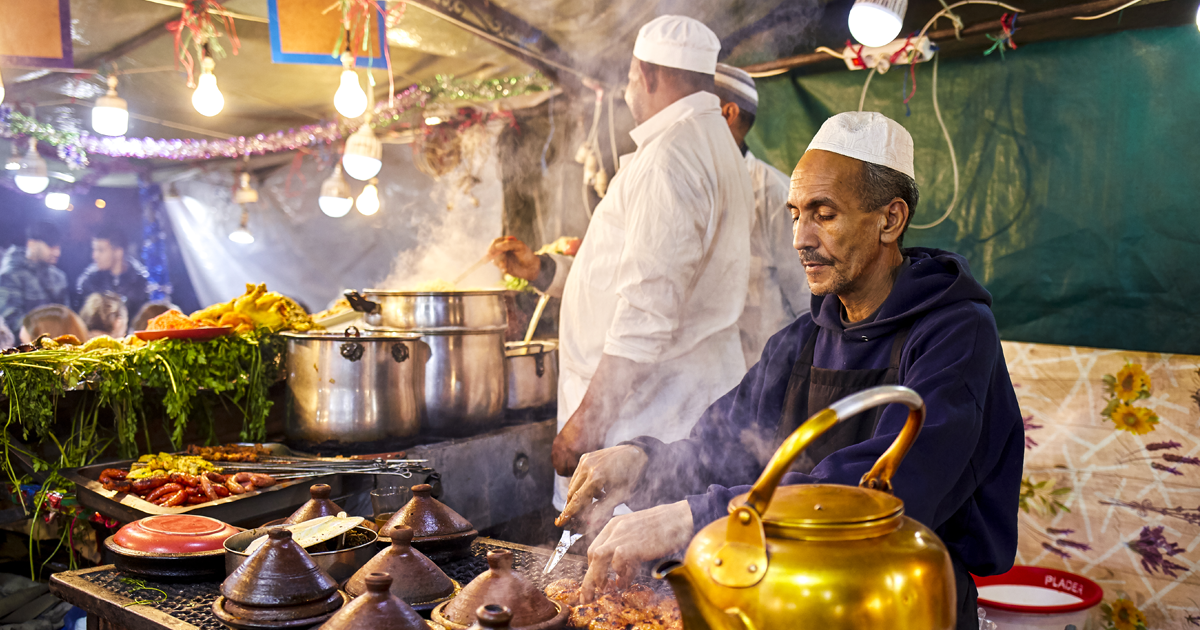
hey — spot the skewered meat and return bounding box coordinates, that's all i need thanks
[97,461,274,507]
[186,444,272,462]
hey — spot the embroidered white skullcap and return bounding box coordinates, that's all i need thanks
[714,63,758,115]
[633,15,721,75]
[805,111,915,179]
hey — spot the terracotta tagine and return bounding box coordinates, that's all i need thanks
[282,484,343,525]
[432,550,567,630]
[655,385,957,630]
[320,572,432,630]
[213,528,347,630]
[380,484,477,557]
[345,525,458,611]
[106,514,241,581]
[468,605,513,630]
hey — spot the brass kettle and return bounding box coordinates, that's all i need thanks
[656,385,955,630]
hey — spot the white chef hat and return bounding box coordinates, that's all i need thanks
[714,63,757,115]
[633,15,721,75]
[805,112,915,179]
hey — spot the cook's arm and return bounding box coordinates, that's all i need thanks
[531,253,571,298]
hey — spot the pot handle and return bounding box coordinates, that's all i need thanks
[344,290,380,314]
[743,385,925,516]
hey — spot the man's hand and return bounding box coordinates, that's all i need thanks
[487,236,541,281]
[552,414,609,478]
[555,445,648,532]
[580,500,694,603]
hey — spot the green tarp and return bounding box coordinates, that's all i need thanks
[746,25,1200,355]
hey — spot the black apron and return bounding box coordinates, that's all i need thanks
[775,324,979,630]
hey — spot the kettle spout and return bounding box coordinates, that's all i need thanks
[654,561,756,630]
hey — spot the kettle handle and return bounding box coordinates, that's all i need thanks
[743,385,925,517]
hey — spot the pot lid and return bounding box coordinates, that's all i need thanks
[282,484,343,525]
[322,573,429,630]
[442,551,558,627]
[469,604,513,629]
[346,526,456,603]
[112,515,240,554]
[281,329,422,341]
[731,484,904,540]
[246,515,364,556]
[220,528,339,608]
[382,484,474,539]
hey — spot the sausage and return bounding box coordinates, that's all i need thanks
[214,484,230,498]
[185,493,208,505]
[206,471,226,483]
[168,472,199,487]
[233,472,252,483]
[225,477,246,495]
[145,483,182,503]
[160,489,188,507]
[104,480,132,493]
[249,474,276,488]
[131,476,169,494]
[100,468,128,481]
[199,476,218,502]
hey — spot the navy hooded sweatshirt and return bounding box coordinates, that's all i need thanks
[626,247,1024,579]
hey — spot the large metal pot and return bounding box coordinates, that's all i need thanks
[504,341,557,411]
[282,328,425,443]
[419,330,506,435]
[348,289,507,330]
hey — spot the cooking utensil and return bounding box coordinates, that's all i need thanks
[281,328,425,444]
[245,514,364,556]
[322,573,432,630]
[432,550,567,630]
[345,526,458,610]
[453,254,493,287]
[656,385,955,630]
[281,484,342,525]
[224,526,377,585]
[523,292,551,344]
[105,515,241,581]
[541,529,581,575]
[355,289,507,330]
[371,486,411,524]
[504,341,557,412]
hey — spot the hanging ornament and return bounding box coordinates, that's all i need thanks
[333,0,396,107]
[167,0,240,88]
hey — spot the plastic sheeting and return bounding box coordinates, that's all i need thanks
[746,25,1200,355]
[162,134,505,313]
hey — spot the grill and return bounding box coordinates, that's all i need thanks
[74,538,587,630]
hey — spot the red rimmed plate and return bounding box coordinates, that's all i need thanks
[974,565,1103,615]
[135,327,233,341]
[113,514,241,554]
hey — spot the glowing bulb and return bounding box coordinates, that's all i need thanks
[318,164,353,217]
[342,123,382,181]
[425,116,443,126]
[229,209,254,244]
[234,172,259,204]
[92,75,129,136]
[0,67,5,105]
[192,57,225,117]
[15,139,48,194]
[356,179,380,216]
[5,144,19,171]
[334,54,368,119]
[848,0,907,47]
[1196,3,1199,31]
[45,192,71,211]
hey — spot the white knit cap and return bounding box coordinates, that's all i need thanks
[633,15,721,75]
[715,63,758,114]
[805,112,915,179]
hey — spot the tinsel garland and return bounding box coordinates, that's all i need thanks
[0,73,550,165]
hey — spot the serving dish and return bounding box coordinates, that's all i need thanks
[104,514,241,581]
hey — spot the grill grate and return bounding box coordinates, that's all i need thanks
[77,539,589,629]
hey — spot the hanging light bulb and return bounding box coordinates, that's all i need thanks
[356,178,380,216]
[318,164,353,217]
[45,192,71,211]
[234,171,259,204]
[342,123,382,181]
[0,67,5,105]
[333,52,368,119]
[92,74,129,136]
[5,143,19,171]
[192,55,225,117]
[229,208,255,244]
[14,138,49,194]
[848,0,907,47]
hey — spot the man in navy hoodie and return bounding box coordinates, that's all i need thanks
[558,112,1024,629]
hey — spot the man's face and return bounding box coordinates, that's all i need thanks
[788,150,887,297]
[26,240,60,265]
[92,239,120,271]
[624,58,651,125]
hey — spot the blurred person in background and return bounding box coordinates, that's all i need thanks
[75,225,150,318]
[0,221,68,334]
[129,301,175,335]
[714,63,811,368]
[0,318,13,349]
[79,292,129,339]
[18,304,88,344]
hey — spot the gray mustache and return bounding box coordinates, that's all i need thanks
[798,248,833,266]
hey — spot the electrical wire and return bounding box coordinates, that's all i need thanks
[917,0,1026,40]
[606,89,619,175]
[815,46,846,59]
[580,89,604,219]
[858,66,879,112]
[910,53,959,230]
[1072,0,1144,20]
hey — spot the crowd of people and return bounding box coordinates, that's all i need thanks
[0,221,172,348]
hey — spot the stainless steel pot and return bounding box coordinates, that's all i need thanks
[347,289,507,330]
[504,341,557,411]
[420,330,507,435]
[282,328,425,443]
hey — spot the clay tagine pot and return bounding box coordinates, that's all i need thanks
[282,484,343,525]
[432,551,567,630]
[469,604,513,630]
[321,572,432,630]
[213,528,347,629]
[345,525,458,611]
[381,484,478,557]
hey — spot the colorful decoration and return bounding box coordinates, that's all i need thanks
[1101,597,1148,630]
[1127,526,1187,577]
[0,74,550,164]
[167,0,240,87]
[984,13,1019,59]
[333,0,396,105]
[1101,361,1160,435]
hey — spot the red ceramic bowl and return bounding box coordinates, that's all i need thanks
[113,515,241,554]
